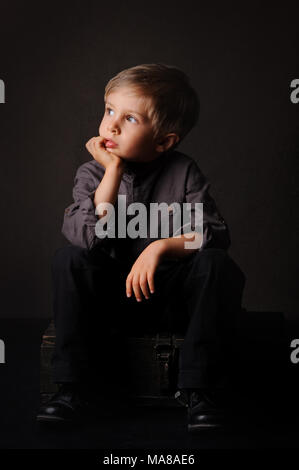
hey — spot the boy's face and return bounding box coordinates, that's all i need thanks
[99,87,161,163]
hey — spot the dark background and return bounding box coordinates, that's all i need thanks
[0,2,298,332]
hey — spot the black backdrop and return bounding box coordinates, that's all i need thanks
[0,2,298,332]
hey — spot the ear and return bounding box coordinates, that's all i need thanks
[155,133,180,153]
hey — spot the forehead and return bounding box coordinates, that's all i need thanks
[105,87,152,117]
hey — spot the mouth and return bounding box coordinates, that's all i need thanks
[104,138,118,148]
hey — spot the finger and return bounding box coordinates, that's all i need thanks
[94,136,106,147]
[132,276,143,302]
[86,137,96,151]
[139,274,150,300]
[86,142,93,155]
[92,138,99,151]
[147,271,155,294]
[126,274,132,298]
[85,138,92,150]
[94,137,112,154]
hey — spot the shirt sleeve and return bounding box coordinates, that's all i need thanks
[179,160,231,250]
[61,163,110,251]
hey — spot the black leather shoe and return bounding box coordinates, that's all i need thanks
[36,383,91,424]
[175,389,227,432]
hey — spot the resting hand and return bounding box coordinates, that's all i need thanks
[85,136,124,170]
[126,240,165,302]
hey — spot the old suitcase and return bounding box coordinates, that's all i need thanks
[40,309,287,405]
[40,320,184,406]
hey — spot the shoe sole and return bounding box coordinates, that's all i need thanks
[36,414,79,425]
[188,423,224,432]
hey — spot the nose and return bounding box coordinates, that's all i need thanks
[107,117,120,135]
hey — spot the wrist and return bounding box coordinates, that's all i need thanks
[106,160,125,176]
[152,238,168,260]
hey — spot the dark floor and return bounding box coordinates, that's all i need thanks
[0,318,298,451]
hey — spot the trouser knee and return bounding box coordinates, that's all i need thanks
[188,248,228,274]
[189,248,246,292]
[51,245,90,272]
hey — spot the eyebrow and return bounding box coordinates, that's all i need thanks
[105,101,147,120]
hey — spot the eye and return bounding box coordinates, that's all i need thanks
[127,115,137,123]
[106,107,114,116]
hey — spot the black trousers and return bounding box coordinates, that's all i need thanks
[50,244,246,390]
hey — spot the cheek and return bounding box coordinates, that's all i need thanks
[135,134,152,149]
[98,117,106,134]
[130,131,149,145]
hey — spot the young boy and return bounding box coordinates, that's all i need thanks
[37,63,246,432]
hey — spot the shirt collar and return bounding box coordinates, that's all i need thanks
[123,151,170,179]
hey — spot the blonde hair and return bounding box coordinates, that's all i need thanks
[104,63,200,148]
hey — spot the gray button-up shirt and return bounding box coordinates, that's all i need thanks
[62,149,230,264]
